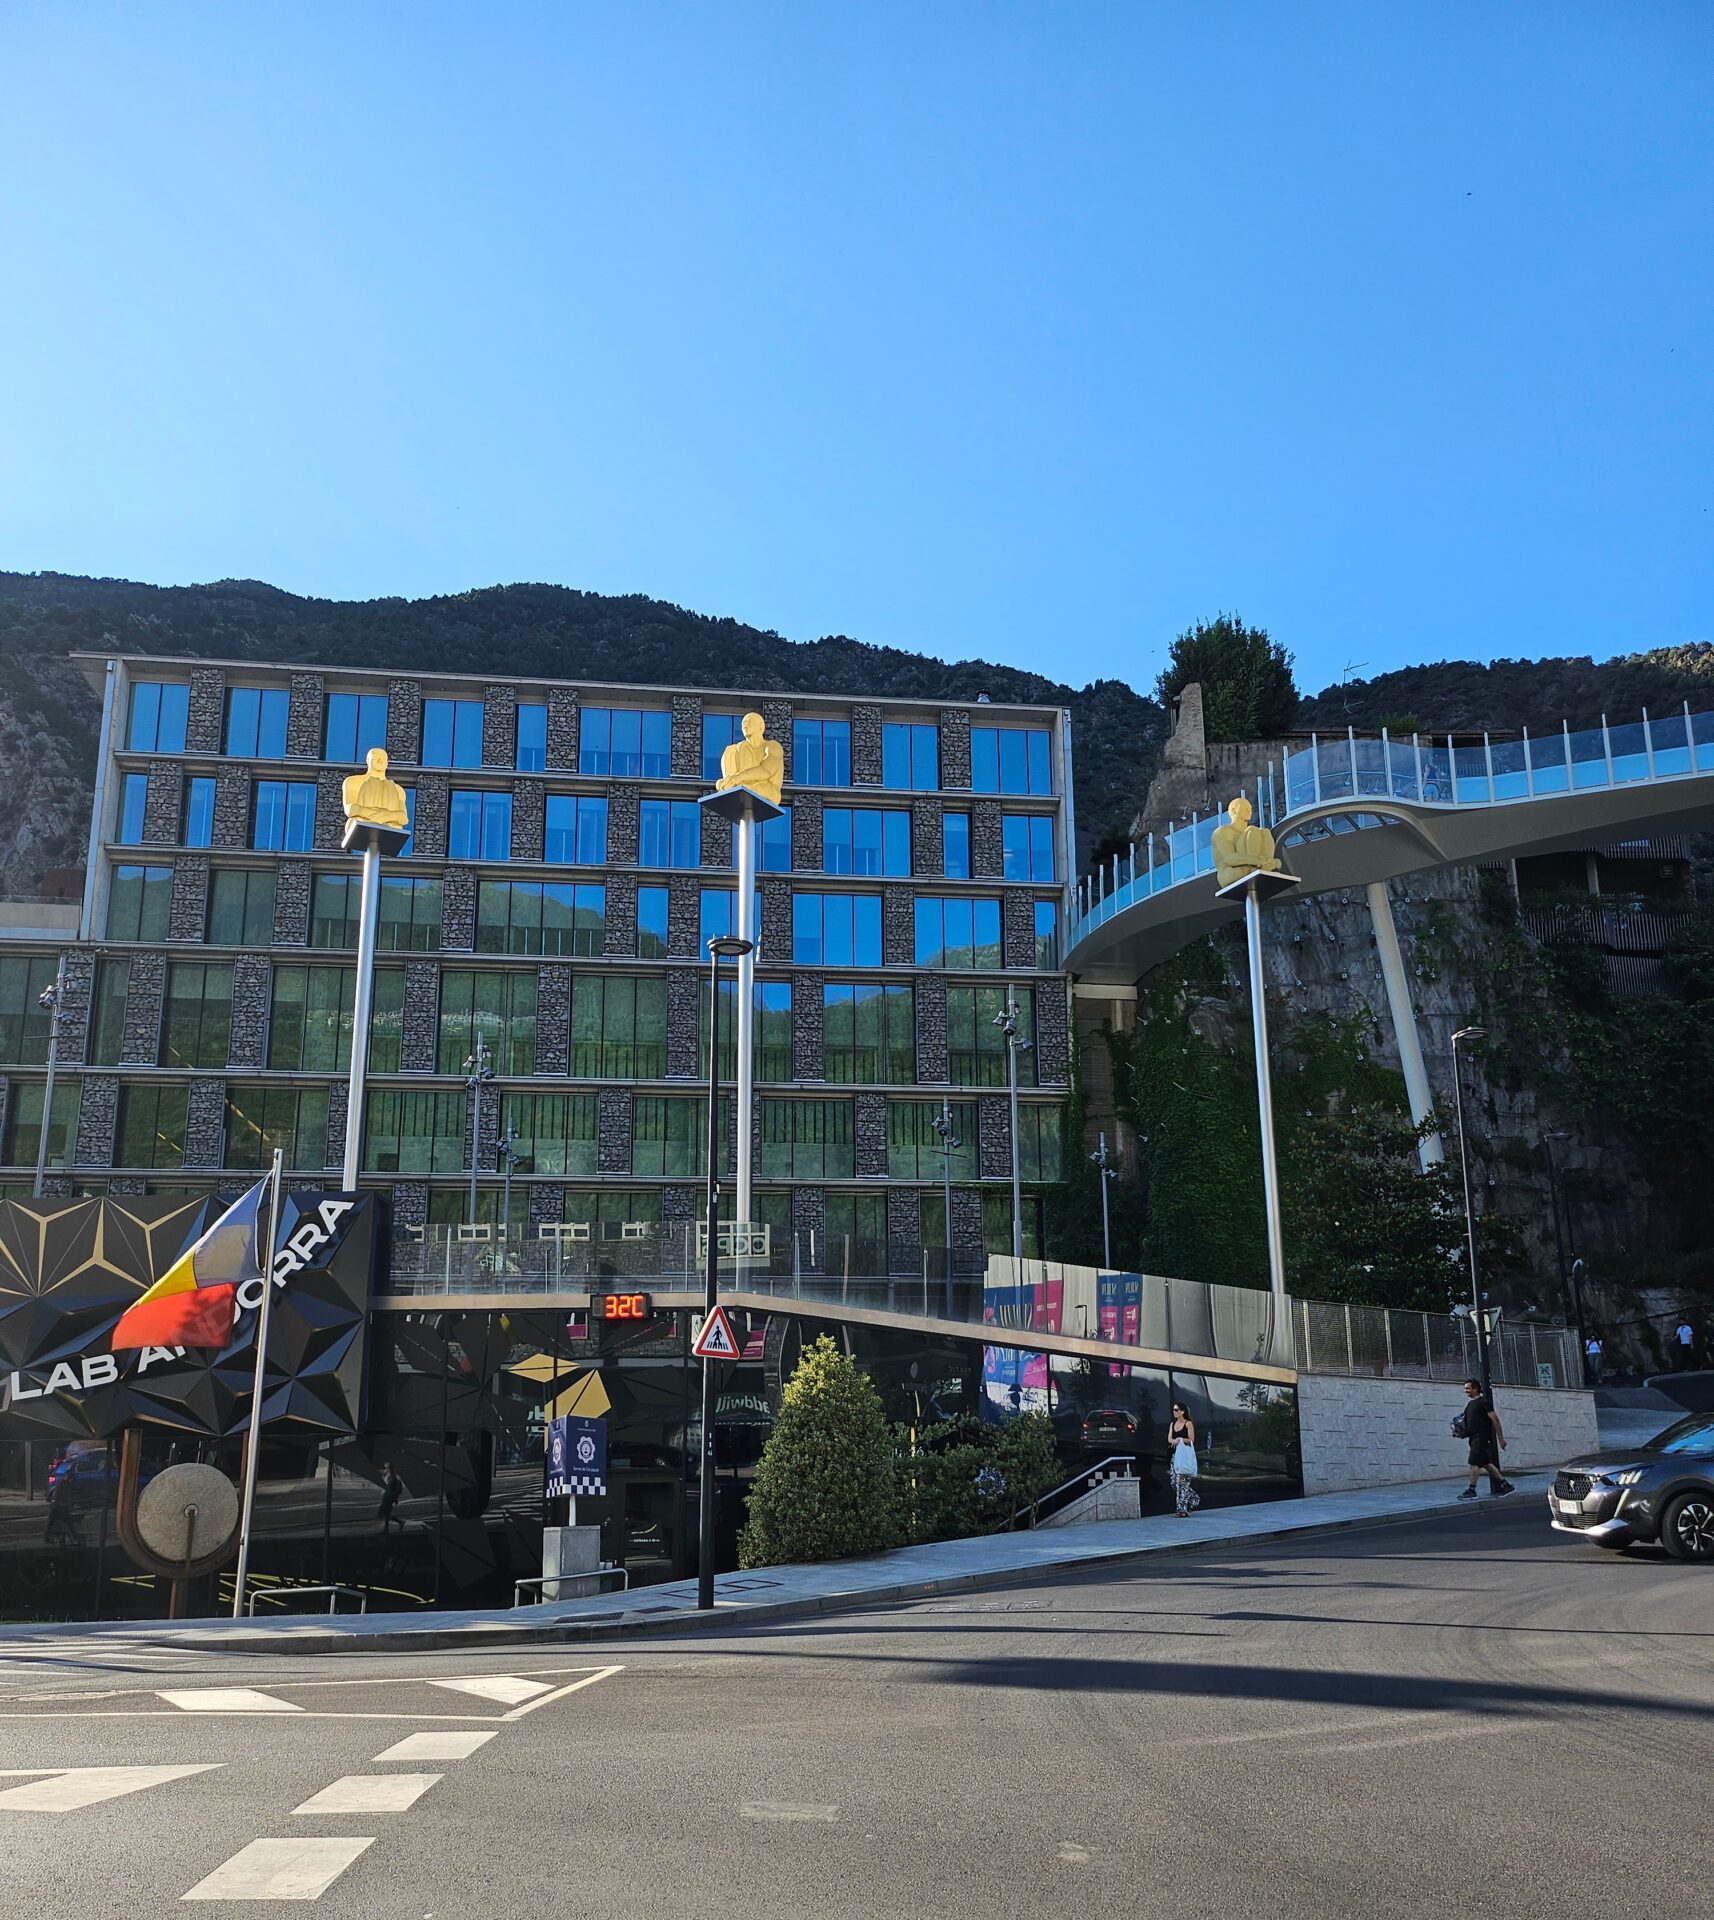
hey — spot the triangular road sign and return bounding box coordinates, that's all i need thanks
[692,1304,741,1361]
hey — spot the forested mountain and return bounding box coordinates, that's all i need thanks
[0,568,1708,899]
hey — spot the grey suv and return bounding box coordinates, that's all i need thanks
[1549,1412,1714,1561]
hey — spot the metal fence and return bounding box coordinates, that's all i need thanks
[1294,1298,1580,1389]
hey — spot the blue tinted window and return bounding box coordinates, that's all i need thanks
[793,719,851,787]
[758,808,791,872]
[582,708,671,777]
[422,698,483,769]
[971,726,1052,794]
[915,895,1002,969]
[516,703,547,772]
[971,728,998,793]
[825,809,910,877]
[127,681,189,753]
[324,692,389,763]
[225,687,288,758]
[883,723,939,791]
[638,885,669,958]
[1028,730,1051,795]
[400,787,415,859]
[185,776,216,848]
[1034,899,1057,969]
[545,795,607,865]
[253,780,316,852]
[449,790,512,861]
[793,893,881,966]
[117,772,148,844]
[703,714,743,781]
[701,888,736,948]
[1003,814,1054,881]
[481,792,512,861]
[943,811,970,878]
[640,799,701,868]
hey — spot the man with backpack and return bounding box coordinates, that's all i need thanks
[1455,1379,1514,1500]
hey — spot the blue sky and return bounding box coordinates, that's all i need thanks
[1,3,1708,694]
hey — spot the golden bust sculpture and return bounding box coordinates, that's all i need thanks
[341,747,410,832]
[1211,794,1282,890]
[714,711,785,807]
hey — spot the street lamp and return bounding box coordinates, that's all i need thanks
[699,933,752,1612]
[497,1122,525,1239]
[928,1097,961,1317]
[993,999,1033,1263]
[32,958,71,1199]
[1089,1131,1119,1269]
[1450,1025,1491,1396]
[463,1038,495,1227]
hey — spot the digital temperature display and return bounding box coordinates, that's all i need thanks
[601,1292,652,1322]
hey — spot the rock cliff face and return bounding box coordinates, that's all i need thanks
[0,652,103,899]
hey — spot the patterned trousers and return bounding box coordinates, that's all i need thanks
[1171,1470,1200,1516]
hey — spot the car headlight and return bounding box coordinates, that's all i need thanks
[1591,1467,1648,1488]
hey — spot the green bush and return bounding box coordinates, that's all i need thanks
[737,1336,900,1568]
[896,1412,1062,1545]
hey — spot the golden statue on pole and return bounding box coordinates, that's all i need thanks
[341,747,410,832]
[714,711,785,807]
[1211,794,1282,891]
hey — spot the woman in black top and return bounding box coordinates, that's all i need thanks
[1168,1403,1200,1516]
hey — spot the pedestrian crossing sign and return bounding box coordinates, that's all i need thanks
[692,1305,740,1361]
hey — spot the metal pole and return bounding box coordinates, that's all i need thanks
[341,836,383,1189]
[939,1096,955,1317]
[734,808,757,1257]
[32,954,68,1198]
[1092,1130,1114,1268]
[464,1038,492,1227]
[1005,1000,1023,1261]
[698,940,724,1611]
[1365,880,1445,1167]
[1451,1029,1492,1397]
[1244,882,1289,1310]
[232,1149,286,1620]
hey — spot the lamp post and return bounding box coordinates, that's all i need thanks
[929,1097,961,1316]
[699,933,751,1612]
[1541,1129,1584,1358]
[463,1038,495,1227]
[498,1122,523,1239]
[993,999,1033,1262]
[32,956,70,1199]
[1090,1130,1118,1269]
[1451,1025,1492,1396]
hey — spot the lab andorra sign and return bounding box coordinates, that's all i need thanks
[0,1191,375,1441]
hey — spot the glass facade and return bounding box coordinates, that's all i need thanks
[422,698,484,768]
[225,687,289,759]
[127,681,188,753]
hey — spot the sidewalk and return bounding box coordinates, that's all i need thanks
[0,1470,1551,1659]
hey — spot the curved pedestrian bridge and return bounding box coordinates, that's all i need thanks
[1067,707,1714,982]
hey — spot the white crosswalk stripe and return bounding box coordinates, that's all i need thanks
[292,1772,442,1814]
[157,1687,302,1713]
[183,1837,375,1901]
[0,1765,220,1811]
[427,1675,551,1705]
[373,1730,497,1761]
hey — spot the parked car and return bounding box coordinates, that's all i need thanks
[1548,1412,1714,1561]
[1079,1407,1139,1452]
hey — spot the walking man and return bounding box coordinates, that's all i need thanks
[1673,1317,1695,1371]
[1458,1379,1514,1500]
[1584,1333,1603,1385]
[376,1460,405,1534]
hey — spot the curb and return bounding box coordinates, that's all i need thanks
[135,1480,1545,1658]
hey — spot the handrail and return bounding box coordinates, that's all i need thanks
[1006,1454,1137,1532]
[244,1582,369,1616]
[513,1563,630,1608]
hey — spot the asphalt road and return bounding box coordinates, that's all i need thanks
[0,1502,1707,1919]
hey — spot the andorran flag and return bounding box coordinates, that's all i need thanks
[111,1178,272,1351]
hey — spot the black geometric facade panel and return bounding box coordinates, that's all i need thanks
[0,1193,375,1442]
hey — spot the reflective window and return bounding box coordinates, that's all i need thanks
[702,713,744,782]
[701,979,792,1082]
[914,896,1003,969]
[107,865,172,941]
[362,1089,465,1173]
[449,789,513,861]
[160,962,233,1069]
[421,698,484,769]
[311,874,441,951]
[0,1081,79,1170]
[641,799,700,869]
[438,970,537,1075]
[972,726,1052,795]
[324,692,389,763]
[823,981,915,1083]
[946,985,1034,1086]
[499,1093,598,1177]
[184,776,216,848]
[544,795,608,865]
[126,681,188,753]
[637,885,669,959]
[1015,1102,1063,1180]
[942,811,971,879]
[116,1085,188,1168]
[0,955,59,1063]
[792,892,882,966]
[227,1084,330,1171]
[887,1100,978,1180]
[569,975,666,1077]
[758,808,792,872]
[515,702,548,771]
[1034,899,1057,970]
[883,722,939,791]
[580,707,671,778]
[116,772,149,845]
[208,868,276,947]
[760,1098,855,1178]
[476,879,604,957]
[269,965,404,1073]
[700,887,759,949]
[824,808,910,877]
[88,958,130,1067]
[253,780,317,852]
[1002,814,1056,881]
[224,687,289,759]
[632,1095,707,1177]
[793,719,851,787]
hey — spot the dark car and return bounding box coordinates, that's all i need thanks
[1079,1407,1138,1451]
[1548,1412,1714,1561]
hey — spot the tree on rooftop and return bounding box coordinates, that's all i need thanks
[1156,613,1299,743]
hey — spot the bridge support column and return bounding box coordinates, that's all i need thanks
[1365,880,1445,1170]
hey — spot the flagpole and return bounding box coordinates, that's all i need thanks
[231,1149,286,1620]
